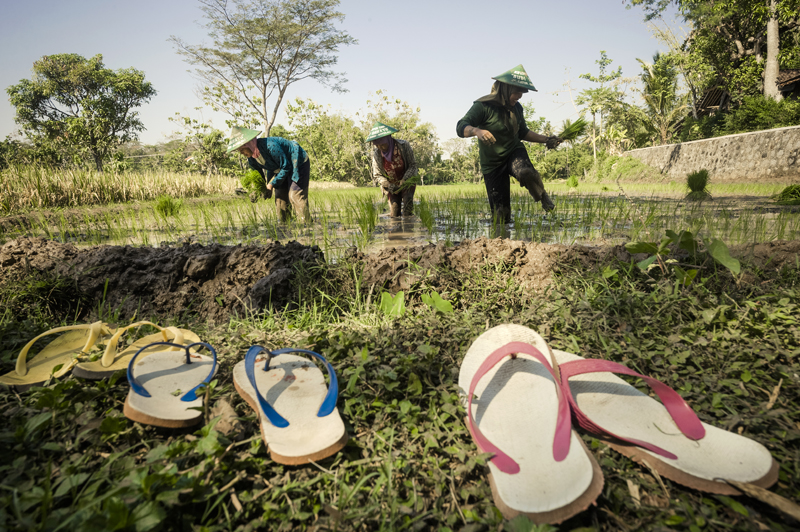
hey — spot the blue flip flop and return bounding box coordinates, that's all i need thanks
[123,341,217,428]
[233,346,348,464]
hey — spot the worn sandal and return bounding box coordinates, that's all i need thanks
[233,346,348,465]
[123,341,217,428]
[555,348,779,494]
[73,321,200,380]
[458,325,603,523]
[0,322,115,391]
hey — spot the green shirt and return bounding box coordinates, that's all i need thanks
[456,101,530,174]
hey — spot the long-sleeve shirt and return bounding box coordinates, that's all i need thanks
[371,138,418,188]
[456,101,530,174]
[247,137,309,187]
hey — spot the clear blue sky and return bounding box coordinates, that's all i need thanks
[1,0,677,148]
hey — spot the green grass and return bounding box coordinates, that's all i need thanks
[1,246,799,531]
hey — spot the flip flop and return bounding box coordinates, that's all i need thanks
[458,325,603,524]
[123,341,218,428]
[73,321,201,380]
[233,346,348,465]
[554,348,779,495]
[0,321,115,391]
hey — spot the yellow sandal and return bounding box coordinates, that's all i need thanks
[0,322,115,391]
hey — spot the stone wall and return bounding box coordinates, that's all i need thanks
[625,125,800,181]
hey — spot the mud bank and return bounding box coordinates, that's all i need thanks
[2,237,799,323]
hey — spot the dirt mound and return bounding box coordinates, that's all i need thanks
[0,237,323,323]
[2,237,798,323]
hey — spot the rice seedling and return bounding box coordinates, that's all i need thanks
[154,195,183,217]
[558,116,589,141]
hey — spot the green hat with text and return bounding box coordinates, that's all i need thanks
[365,122,399,143]
[226,126,260,153]
[492,64,537,92]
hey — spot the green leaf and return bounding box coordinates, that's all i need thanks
[636,255,658,271]
[741,370,752,382]
[626,241,659,255]
[666,229,698,255]
[707,238,740,274]
[602,266,619,279]
[54,473,90,498]
[379,291,405,317]
[430,291,454,313]
[132,501,167,532]
[407,373,423,396]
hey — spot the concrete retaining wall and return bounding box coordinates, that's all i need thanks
[624,125,800,181]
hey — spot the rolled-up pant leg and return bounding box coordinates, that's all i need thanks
[482,164,512,223]
[273,186,292,222]
[509,148,544,201]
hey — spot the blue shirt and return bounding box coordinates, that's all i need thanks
[247,137,309,187]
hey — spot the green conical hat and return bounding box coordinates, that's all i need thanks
[492,64,537,92]
[365,122,399,143]
[226,126,260,153]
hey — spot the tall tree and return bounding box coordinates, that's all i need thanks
[170,0,356,137]
[6,54,156,171]
[576,51,623,162]
[636,52,687,145]
[626,0,800,101]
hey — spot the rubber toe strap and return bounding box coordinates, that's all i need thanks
[559,358,705,460]
[244,346,339,429]
[127,341,217,402]
[101,321,181,368]
[16,321,110,376]
[466,341,572,474]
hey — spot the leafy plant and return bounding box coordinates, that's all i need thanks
[421,291,453,313]
[378,291,405,317]
[626,229,740,284]
[686,169,711,201]
[395,173,421,193]
[154,195,183,217]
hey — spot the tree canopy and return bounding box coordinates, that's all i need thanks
[170,0,356,137]
[6,54,156,171]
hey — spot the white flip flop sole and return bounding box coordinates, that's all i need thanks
[233,351,347,465]
[555,349,779,494]
[124,344,217,428]
[458,325,603,523]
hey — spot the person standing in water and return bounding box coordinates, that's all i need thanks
[368,122,419,217]
[227,127,311,223]
[456,65,562,223]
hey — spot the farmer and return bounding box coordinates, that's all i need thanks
[368,122,419,217]
[226,127,311,223]
[456,64,562,223]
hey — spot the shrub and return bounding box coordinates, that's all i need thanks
[686,169,711,201]
[721,95,800,134]
[154,195,183,217]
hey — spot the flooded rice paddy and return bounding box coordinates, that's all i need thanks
[2,184,799,261]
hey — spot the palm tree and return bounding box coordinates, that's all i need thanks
[636,52,687,145]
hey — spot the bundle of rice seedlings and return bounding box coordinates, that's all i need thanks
[395,174,422,192]
[685,169,712,201]
[155,195,183,217]
[566,175,579,189]
[773,184,800,205]
[558,117,589,141]
[240,169,267,196]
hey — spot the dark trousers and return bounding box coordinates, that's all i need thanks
[386,186,416,217]
[482,148,544,223]
[274,158,310,222]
